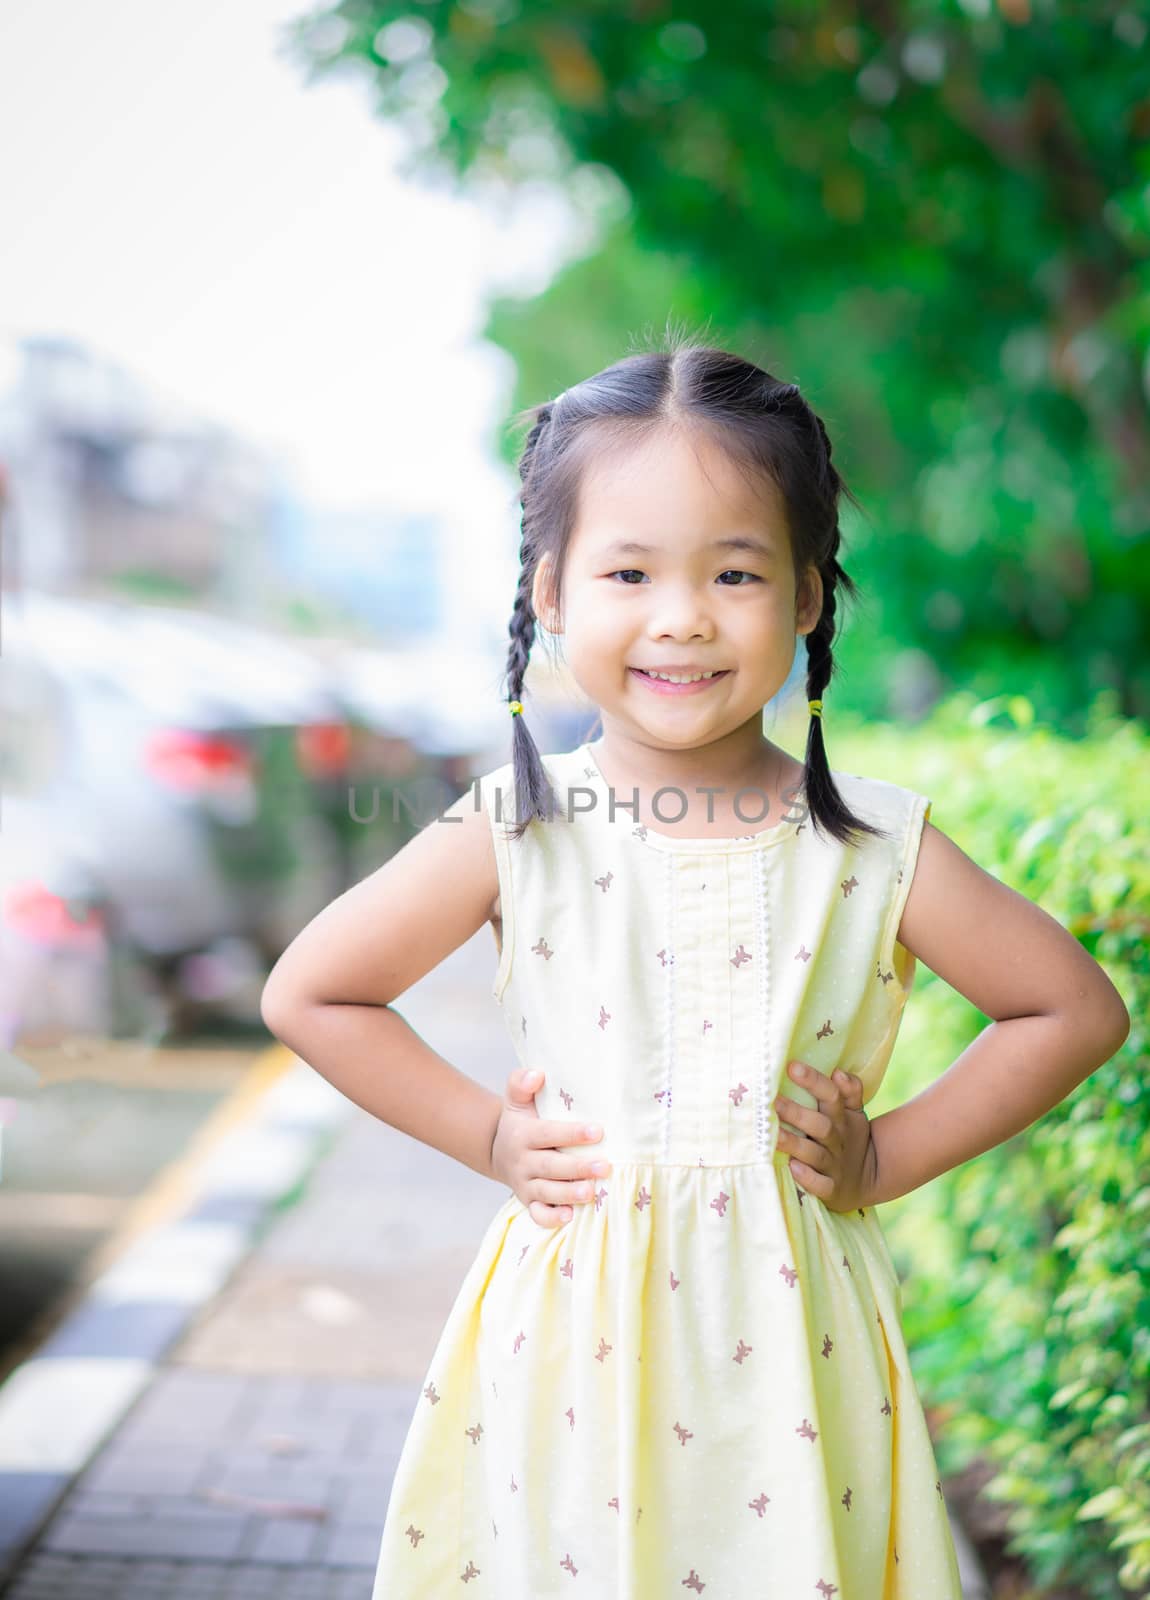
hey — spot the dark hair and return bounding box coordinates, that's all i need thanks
[500,337,890,850]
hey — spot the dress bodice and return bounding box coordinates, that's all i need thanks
[479,745,932,1171]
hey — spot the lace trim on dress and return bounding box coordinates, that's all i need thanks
[753,844,775,1160]
[662,849,677,1160]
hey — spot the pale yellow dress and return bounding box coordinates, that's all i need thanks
[371,742,964,1598]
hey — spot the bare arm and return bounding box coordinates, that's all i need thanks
[867,821,1131,1206]
[259,783,505,1182]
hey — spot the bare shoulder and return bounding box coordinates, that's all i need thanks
[897,819,1129,1037]
[261,781,500,1016]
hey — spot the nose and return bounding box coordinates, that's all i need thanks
[646,581,716,643]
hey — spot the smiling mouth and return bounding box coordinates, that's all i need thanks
[629,668,731,693]
[631,668,729,681]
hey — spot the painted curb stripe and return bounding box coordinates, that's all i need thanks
[0,1359,153,1472]
[0,1048,353,1576]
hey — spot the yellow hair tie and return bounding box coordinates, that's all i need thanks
[508,700,524,716]
[808,699,823,718]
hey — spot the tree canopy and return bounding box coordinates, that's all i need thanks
[288,3,1150,729]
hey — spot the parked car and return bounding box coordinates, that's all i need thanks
[300,638,516,877]
[1,594,350,1040]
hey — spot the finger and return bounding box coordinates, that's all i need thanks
[788,1158,833,1200]
[528,1199,572,1228]
[777,1128,831,1172]
[778,1126,843,1170]
[523,1119,605,1150]
[505,1068,544,1106]
[514,1146,609,1182]
[832,1069,864,1104]
[786,1060,842,1107]
[529,1150,613,1182]
[775,1095,815,1134]
[776,1096,832,1142]
[530,1176,599,1209]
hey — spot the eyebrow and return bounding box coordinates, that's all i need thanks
[600,536,776,559]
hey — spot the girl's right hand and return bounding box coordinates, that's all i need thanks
[490,1068,612,1228]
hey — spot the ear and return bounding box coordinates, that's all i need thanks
[794,565,823,637]
[531,552,562,634]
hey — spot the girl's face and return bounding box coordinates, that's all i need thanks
[533,425,823,757]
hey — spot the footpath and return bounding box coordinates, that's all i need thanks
[0,931,991,1599]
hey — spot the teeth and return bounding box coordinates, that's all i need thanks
[639,670,719,684]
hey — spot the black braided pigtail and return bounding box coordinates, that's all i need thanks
[502,405,561,842]
[798,405,890,848]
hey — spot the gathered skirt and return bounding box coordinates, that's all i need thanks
[371,1157,964,1598]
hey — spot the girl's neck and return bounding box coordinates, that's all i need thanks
[585,731,805,834]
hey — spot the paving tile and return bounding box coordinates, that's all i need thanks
[320,1377,421,1417]
[61,1491,150,1518]
[168,1256,479,1382]
[318,1521,383,1568]
[337,1481,395,1525]
[4,1553,129,1597]
[233,1400,360,1454]
[243,1516,324,1564]
[328,1571,376,1600]
[42,1510,248,1560]
[204,1466,339,1507]
[80,1451,212,1497]
[128,1367,254,1412]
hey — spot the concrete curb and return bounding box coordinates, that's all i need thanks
[0,1045,353,1582]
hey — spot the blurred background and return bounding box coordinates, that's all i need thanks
[5,0,1147,1056]
[1,4,1147,1594]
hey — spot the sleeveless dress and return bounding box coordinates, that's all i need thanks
[370,743,964,1599]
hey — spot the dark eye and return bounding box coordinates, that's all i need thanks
[609,569,762,586]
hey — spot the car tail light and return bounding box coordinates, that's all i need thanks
[2,882,106,947]
[295,721,351,779]
[144,729,255,792]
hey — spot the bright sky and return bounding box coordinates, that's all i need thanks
[0,0,580,547]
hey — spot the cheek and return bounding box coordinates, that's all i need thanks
[568,592,627,644]
[729,598,787,644]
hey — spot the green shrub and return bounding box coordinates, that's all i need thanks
[833,689,1147,1598]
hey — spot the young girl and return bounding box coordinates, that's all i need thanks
[260,342,1130,1598]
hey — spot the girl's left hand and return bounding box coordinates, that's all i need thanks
[774,1061,878,1212]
